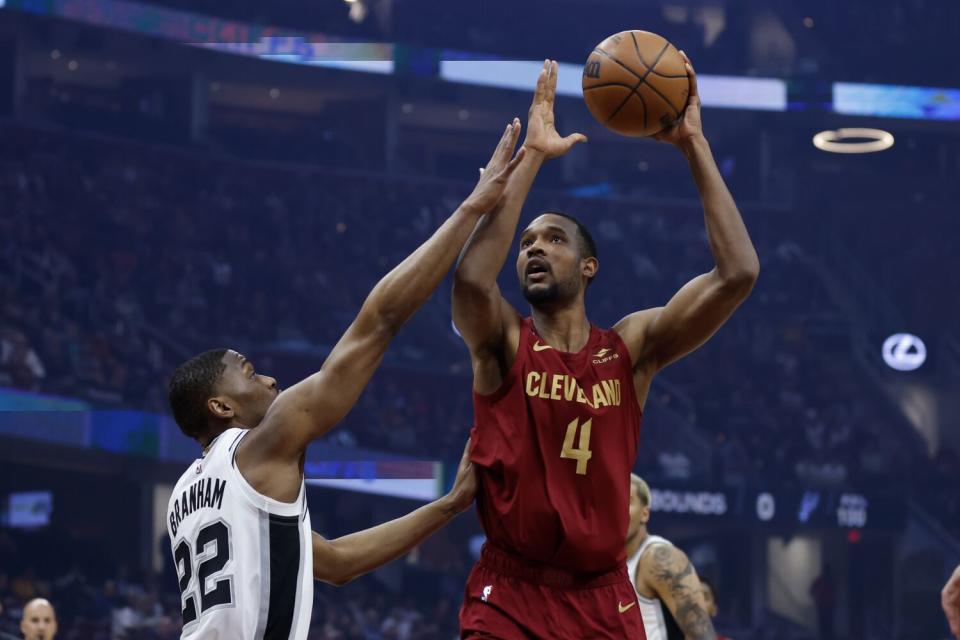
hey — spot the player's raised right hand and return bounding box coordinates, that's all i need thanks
[523,59,587,160]
[462,121,526,215]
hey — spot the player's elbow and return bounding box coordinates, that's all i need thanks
[319,571,355,587]
[314,554,357,587]
[720,261,759,297]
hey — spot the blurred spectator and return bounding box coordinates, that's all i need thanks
[19,598,57,640]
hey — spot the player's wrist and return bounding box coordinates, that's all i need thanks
[437,492,467,518]
[678,133,709,157]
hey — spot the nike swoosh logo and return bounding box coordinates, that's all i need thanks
[618,601,636,614]
[532,341,553,352]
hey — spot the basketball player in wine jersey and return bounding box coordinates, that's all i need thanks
[165,121,527,640]
[453,58,759,638]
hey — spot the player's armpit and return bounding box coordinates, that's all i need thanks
[642,545,716,640]
[616,267,755,373]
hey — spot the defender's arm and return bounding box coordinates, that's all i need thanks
[638,544,716,640]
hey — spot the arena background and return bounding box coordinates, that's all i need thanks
[0,0,958,637]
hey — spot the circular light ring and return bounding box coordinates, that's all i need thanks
[812,128,894,154]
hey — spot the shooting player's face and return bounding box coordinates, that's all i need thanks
[517,214,594,307]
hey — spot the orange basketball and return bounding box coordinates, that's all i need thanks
[582,30,690,137]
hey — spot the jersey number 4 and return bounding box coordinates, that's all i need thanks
[175,520,234,627]
[561,417,593,475]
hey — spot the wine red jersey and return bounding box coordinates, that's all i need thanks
[469,317,642,574]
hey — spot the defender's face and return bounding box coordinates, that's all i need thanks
[516,214,589,306]
[215,350,279,428]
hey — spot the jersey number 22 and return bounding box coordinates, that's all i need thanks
[175,520,234,626]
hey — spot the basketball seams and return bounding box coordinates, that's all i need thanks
[639,79,684,117]
[598,41,668,125]
[586,31,690,135]
[591,47,646,83]
[582,82,643,93]
[629,32,688,79]
[605,80,645,125]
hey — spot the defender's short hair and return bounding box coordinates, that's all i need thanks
[630,473,652,507]
[168,349,228,439]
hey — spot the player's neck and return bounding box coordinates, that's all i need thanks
[625,528,649,558]
[530,303,590,353]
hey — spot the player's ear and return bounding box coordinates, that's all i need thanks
[582,256,598,281]
[640,504,651,525]
[208,396,235,420]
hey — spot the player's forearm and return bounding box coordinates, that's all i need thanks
[680,135,759,287]
[454,150,545,288]
[316,497,460,585]
[361,203,485,332]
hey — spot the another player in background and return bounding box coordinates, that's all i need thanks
[944,564,960,639]
[165,122,526,639]
[19,599,57,640]
[453,57,758,639]
[626,475,714,640]
[699,578,733,640]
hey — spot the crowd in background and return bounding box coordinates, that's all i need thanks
[1,123,948,492]
[0,117,957,637]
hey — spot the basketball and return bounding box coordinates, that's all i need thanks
[582,30,690,137]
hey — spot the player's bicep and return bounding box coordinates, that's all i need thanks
[643,546,715,640]
[311,532,349,586]
[252,318,391,457]
[637,269,752,371]
[452,279,516,352]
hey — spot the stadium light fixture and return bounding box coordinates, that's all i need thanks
[812,128,894,153]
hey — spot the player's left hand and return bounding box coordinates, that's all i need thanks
[652,51,704,148]
[524,60,588,159]
[944,564,960,638]
[444,439,478,514]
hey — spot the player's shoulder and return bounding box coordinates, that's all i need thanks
[638,535,680,567]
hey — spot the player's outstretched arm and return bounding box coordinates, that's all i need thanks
[944,564,960,638]
[246,123,525,463]
[453,60,586,382]
[639,544,716,640]
[615,52,758,374]
[312,441,476,586]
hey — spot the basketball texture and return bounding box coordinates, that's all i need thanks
[582,30,690,137]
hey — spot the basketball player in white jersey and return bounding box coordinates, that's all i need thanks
[625,474,715,640]
[165,121,527,640]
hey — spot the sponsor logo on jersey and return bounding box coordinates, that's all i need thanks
[592,347,620,364]
[532,341,553,352]
[618,600,636,614]
[524,371,621,408]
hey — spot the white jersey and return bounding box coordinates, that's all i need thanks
[167,428,313,640]
[627,535,683,640]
